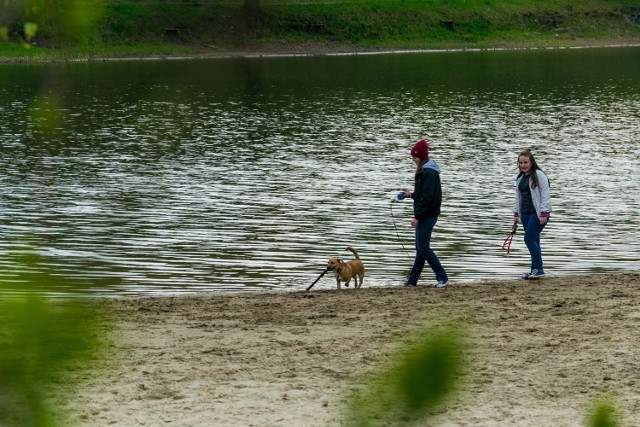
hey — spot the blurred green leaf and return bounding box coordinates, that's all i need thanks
[0,297,106,426]
[24,21,38,40]
[4,0,105,45]
[0,243,110,426]
[588,399,620,427]
[29,95,64,136]
[1,244,71,293]
[398,332,460,412]
[344,324,467,426]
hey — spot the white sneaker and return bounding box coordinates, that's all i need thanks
[436,280,448,288]
[522,269,545,280]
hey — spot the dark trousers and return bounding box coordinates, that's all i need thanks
[406,216,448,284]
[521,212,547,273]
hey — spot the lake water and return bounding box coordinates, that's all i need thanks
[1,47,639,297]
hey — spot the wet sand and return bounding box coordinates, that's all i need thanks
[60,272,640,426]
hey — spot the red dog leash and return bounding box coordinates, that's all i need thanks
[502,221,518,254]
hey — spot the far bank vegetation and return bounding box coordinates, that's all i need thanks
[1,0,639,58]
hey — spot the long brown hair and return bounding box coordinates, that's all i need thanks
[517,149,547,188]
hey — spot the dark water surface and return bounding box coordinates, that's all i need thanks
[1,47,639,297]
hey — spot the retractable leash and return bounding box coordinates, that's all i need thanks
[390,193,414,262]
[502,221,518,254]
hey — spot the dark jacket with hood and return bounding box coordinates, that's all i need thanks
[413,159,442,220]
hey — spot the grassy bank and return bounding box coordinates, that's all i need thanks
[1,0,640,60]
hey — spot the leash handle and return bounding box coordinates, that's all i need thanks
[502,220,518,254]
[502,234,514,254]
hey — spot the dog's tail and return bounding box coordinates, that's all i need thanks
[346,246,360,259]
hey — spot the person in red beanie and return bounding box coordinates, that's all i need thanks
[400,139,449,287]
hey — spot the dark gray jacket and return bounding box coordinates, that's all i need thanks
[413,160,442,220]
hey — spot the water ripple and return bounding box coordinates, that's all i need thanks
[1,48,639,297]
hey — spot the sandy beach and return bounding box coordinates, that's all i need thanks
[53,272,640,426]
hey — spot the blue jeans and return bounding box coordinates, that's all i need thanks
[406,216,448,284]
[521,212,548,273]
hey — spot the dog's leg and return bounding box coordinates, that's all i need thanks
[336,278,341,290]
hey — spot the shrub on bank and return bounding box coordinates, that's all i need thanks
[1,0,639,59]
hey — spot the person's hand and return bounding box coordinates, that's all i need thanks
[539,216,548,225]
[402,188,412,198]
[411,218,418,228]
[514,215,520,224]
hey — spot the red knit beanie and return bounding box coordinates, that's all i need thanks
[410,139,429,159]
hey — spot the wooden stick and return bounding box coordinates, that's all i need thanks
[306,269,328,291]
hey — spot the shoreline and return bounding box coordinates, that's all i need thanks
[2,39,640,64]
[57,271,640,426]
[96,42,640,62]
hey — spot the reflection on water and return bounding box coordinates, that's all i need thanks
[1,47,639,297]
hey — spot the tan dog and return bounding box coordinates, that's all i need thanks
[327,246,365,290]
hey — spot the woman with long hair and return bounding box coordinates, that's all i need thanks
[514,149,552,279]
